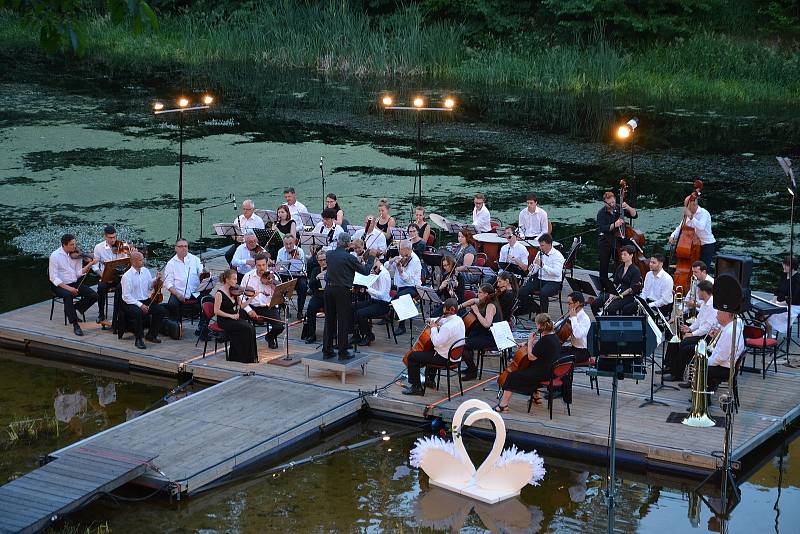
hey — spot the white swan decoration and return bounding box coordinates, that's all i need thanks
[410,400,546,504]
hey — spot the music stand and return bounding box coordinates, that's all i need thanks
[100,258,130,284]
[347,224,364,235]
[267,278,300,367]
[448,222,476,234]
[299,232,330,254]
[213,223,244,241]
[415,285,441,319]
[391,227,409,242]
[300,212,323,229]
[255,209,277,224]
[253,228,278,248]
[566,276,597,298]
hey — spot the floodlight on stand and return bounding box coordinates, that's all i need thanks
[178,97,189,108]
[203,94,214,105]
[444,97,455,109]
[413,97,424,108]
[616,118,638,140]
[153,102,164,111]
[382,96,393,107]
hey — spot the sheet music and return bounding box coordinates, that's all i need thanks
[490,321,517,351]
[353,272,379,288]
[646,315,663,346]
[391,294,419,321]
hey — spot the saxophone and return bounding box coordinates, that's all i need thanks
[682,329,722,428]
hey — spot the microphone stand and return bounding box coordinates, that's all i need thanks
[320,156,325,212]
[777,157,798,363]
[194,194,235,239]
[634,297,671,408]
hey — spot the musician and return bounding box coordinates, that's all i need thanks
[668,193,716,269]
[664,280,715,383]
[387,240,423,336]
[495,313,562,413]
[436,256,464,310]
[276,235,308,319]
[472,193,491,233]
[313,208,346,251]
[376,198,396,245]
[163,238,206,321]
[323,233,372,360]
[241,254,284,349]
[350,238,366,260]
[272,205,298,259]
[353,260,392,346]
[214,269,258,363]
[412,206,431,244]
[301,250,327,344]
[453,229,478,285]
[640,254,674,319]
[705,310,745,391]
[495,272,518,320]
[684,261,715,313]
[406,224,427,256]
[224,199,265,266]
[596,191,638,281]
[498,226,529,276]
[49,234,99,336]
[325,193,347,227]
[560,292,591,363]
[283,187,308,228]
[351,216,387,254]
[231,231,264,278]
[459,284,504,381]
[766,255,800,336]
[590,245,642,316]
[402,298,465,396]
[120,251,166,349]
[92,225,130,323]
[518,233,564,316]
[518,193,549,238]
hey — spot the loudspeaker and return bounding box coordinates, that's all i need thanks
[714,254,752,313]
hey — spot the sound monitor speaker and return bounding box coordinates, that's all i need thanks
[714,254,752,313]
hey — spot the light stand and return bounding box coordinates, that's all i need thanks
[616,118,638,227]
[194,194,234,238]
[777,157,798,361]
[320,156,326,211]
[633,297,671,408]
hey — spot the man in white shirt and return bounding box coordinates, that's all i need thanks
[684,260,714,315]
[560,292,592,363]
[518,193,549,238]
[231,231,263,278]
[353,260,392,346]
[276,235,308,318]
[284,187,308,228]
[92,225,130,323]
[403,298,466,396]
[163,238,206,321]
[313,208,346,251]
[351,216,388,254]
[668,280,717,382]
[120,251,166,349]
[49,233,100,336]
[241,254,283,349]
[705,310,745,391]
[225,199,266,266]
[641,254,674,319]
[498,226,529,276]
[387,240,423,336]
[669,196,716,269]
[518,233,565,315]
[472,192,491,233]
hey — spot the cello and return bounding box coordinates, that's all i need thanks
[670,180,704,292]
[618,179,649,278]
[403,310,477,367]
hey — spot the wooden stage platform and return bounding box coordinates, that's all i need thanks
[1,268,799,489]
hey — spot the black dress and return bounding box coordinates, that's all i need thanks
[217,291,258,363]
[377,218,392,245]
[503,333,561,395]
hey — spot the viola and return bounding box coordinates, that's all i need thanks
[670,180,704,292]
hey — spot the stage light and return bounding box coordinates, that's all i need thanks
[444,98,455,109]
[153,102,164,111]
[178,98,189,108]
[203,95,214,105]
[382,96,393,107]
[413,97,424,108]
[616,118,638,139]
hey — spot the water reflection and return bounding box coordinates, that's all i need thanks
[416,487,543,533]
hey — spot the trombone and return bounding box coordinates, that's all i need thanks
[669,286,684,344]
[685,275,699,325]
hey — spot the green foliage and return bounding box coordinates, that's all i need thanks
[0,0,158,55]
[756,0,800,34]
[421,0,540,45]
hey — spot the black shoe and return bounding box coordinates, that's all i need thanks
[460,370,478,381]
[297,312,305,320]
[402,386,424,396]
[135,338,146,349]
[145,334,161,344]
[268,338,279,349]
[394,326,407,336]
[338,350,355,360]
[358,333,375,346]
[96,314,105,324]
[73,323,84,336]
[322,350,337,359]
[305,336,318,344]
[678,382,691,389]
[348,335,362,346]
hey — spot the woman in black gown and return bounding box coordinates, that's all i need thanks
[213,269,258,363]
[459,284,504,381]
[496,313,561,412]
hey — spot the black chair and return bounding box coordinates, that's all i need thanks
[196,296,229,358]
[709,352,747,413]
[425,338,466,401]
[49,286,85,325]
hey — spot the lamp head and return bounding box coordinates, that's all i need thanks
[413,97,424,108]
[616,118,638,140]
[153,102,164,111]
[444,97,455,109]
[382,96,393,107]
[178,97,189,108]
[202,94,214,105]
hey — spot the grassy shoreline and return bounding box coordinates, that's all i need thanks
[1,2,798,109]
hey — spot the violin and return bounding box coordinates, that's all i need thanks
[249,244,267,258]
[111,240,130,254]
[230,284,257,298]
[149,270,165,305]
[69,249,94,262]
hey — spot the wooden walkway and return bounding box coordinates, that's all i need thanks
[0,445,156,534]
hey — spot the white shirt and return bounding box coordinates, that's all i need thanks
[518,207,548,238]
[708,318,744,368]
[641,269,674,308]
[569,309,591,349]
[352,227,388,253]
[287,201,308,227]
[121,266,155,307]
[670,206,715,245]
[499,241,529,269]
[431,314,466,358]
[312,222,346,251]
[164,253,203,299]
[530,247,564,282]
[234,213,265,231]
[49,247,83,287]
[92,241,128,275]
[277,246,306,263]
[472,204,491,233]
[389,253,422,288]
[689,296,719,337]
[367,266,392,302]
[241,270,275,312]
[231,243,260,275]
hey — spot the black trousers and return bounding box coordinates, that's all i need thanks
[407,349,448,388]
[165,294,199,321]
[249,305,284,341]
[667,335,703,378]
[598,238,615,281]
[52,281,98,324]
[324,285,353,354]
[700,243,716,271]
[707,364,732,390]
[123,301,166,340]
[294,277,308,316]
[561,346,590,364]
[393,285,417,327]
[97,280,116,318]
[590,293,636,315]
[354,298,390,338]
[462,333,497,372]
[303,295,324,339]
[519,278,560,315]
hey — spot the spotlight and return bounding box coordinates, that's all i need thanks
[413,97,424,108]
[444,98,455,109]
[153,102,164,111]
[202,95,214,105]
[178,98,189,108]
[616,118,638,139]
[382,96,393,107]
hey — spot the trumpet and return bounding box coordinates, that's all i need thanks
[669,286,683,344]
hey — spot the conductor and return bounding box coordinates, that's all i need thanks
[323,233,373,360]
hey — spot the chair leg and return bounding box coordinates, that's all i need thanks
[50,298,55,321]
[446,368,451,402]
[477,350,484,380]
[527,394,533,414]
[202,338,209,358]
[548,384,554,420]
[457,364,463,397]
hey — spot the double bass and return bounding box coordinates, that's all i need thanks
[670,180,704,292]
[617,179,648,278]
